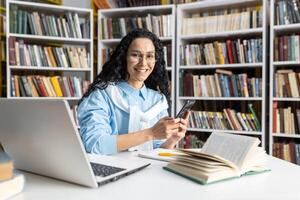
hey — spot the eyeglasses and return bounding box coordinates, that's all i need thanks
[128,52,156,64]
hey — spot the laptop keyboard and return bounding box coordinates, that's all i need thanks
[90,162,126,177]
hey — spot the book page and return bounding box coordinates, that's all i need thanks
[201,132,260,169]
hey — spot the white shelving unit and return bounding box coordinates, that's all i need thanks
[269,0,300,159]
[6,0,93,103]
[177,0,268,148]
[97,5,176,116]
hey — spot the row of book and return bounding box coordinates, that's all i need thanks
[272,103,300,134]
[100,14,172,39]
[101,44,172,67]
[180,38,263,65]
[188,104,261,132]
[273,142,300,165]
[11,75,89,98]
[274,35,300,61]
[10,5,90,38]
[0,14,5,33]
[9,37,90,68]
[274,69,300,98]
[181,6,263,35]
[275,0,300,25]
[182,70,262,98]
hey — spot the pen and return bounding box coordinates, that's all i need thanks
[158,152,175,156]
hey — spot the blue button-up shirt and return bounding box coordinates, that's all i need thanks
[77,82,169,155]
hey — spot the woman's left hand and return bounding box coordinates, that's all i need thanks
[169,112,190,142]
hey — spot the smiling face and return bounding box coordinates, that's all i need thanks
[126,38,156,89]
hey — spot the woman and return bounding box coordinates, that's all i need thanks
[77,29,189,155]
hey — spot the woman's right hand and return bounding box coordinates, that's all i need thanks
[149,117,180,140]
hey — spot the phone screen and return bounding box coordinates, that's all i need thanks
[176,100,195,118]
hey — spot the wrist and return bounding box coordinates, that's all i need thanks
[144,128,154,141]
[169,135,182,143]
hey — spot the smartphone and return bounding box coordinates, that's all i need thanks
[176,100,196,118]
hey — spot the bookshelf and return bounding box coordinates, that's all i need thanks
[176,0,267,148]
[91,0,98,79]
[0,0,6,97]
[97,5,176,116]
[269,0,300,165]
[6,0,93,105]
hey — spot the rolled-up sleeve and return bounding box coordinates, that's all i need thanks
[77,90,117,155]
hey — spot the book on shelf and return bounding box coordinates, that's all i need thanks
[273,142,300,165]
[183,134,204,149]
[0,172,25,200]
[0,151,13,181]
[163,132,269,185]
[0,14,6,34]
[0,40,5,62]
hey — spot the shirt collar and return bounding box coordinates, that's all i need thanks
[118,81,147,100]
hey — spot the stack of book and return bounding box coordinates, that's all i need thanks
[0,151,25,199]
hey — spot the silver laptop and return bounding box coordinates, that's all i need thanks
[0,99,150,188]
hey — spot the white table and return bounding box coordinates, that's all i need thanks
[10,153,300,200]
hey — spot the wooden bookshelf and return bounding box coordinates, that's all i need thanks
[176,0,268,148]
[97,5,176,116]
[0,1,6,97]
[269,0,300,165]
[6,0,93,102]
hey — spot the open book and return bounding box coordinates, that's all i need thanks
[163,132,270,185]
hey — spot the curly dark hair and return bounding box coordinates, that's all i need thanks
[79,28,170,105]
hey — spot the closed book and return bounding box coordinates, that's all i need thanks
[184,73,194,96]
[36,76,49,97]
[0,173,25,200]
[20,76,32,97]
[18,76,26,97]
[14,75,20,97]
[8,37,16,65]
[296,109,300,134]
[27,76,39,97]
[248,104,261,131]
[50,76,63,97]
[273,102,278,133]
